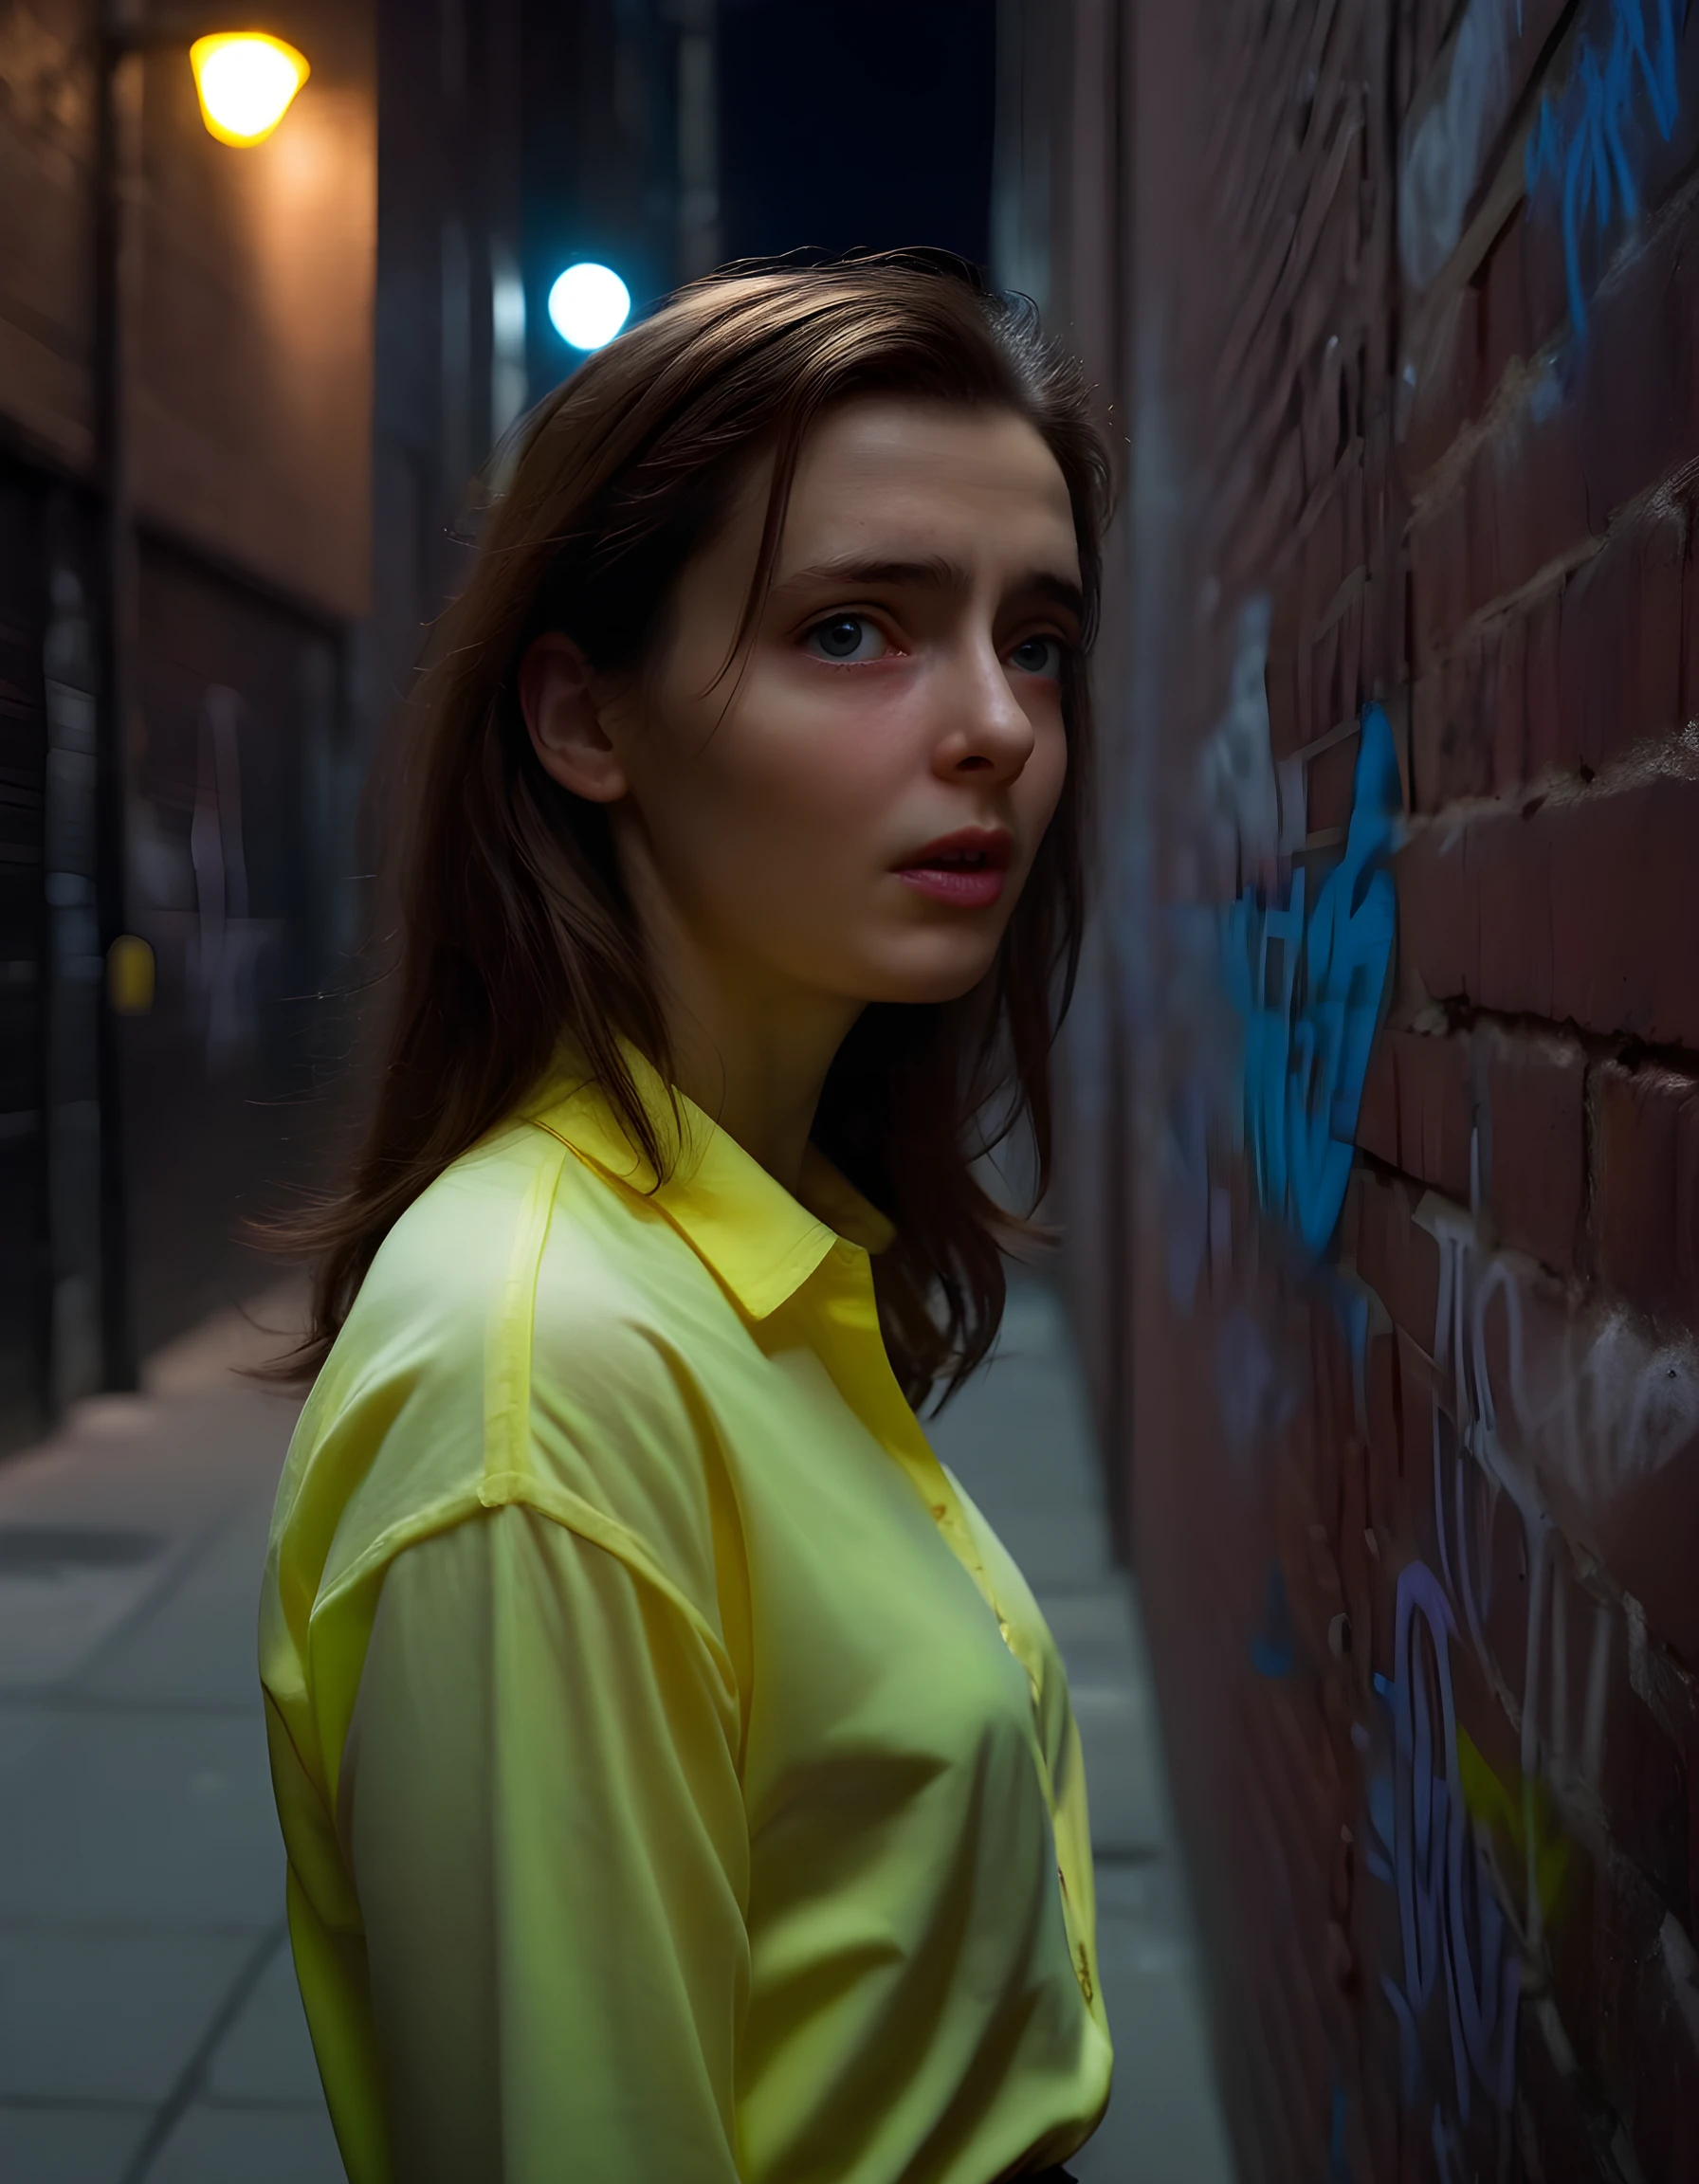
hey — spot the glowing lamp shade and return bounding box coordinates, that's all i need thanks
[547,264,631,352]
[191,33,310,147]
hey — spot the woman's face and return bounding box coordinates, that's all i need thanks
[530,396,1082,1013]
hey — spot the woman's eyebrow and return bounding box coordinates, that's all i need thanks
[1023,571,1087,625]
[771,555,1085,622]
[772,554,965,597]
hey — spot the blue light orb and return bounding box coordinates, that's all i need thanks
[547,263,631,351]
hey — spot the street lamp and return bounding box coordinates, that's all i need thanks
[547,264,632,352]
[190,32,310,146]
[90,9,313,1388]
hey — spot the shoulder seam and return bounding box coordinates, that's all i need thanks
[317,1481,737,1698]
[482,1132,571,1481]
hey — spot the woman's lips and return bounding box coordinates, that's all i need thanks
[896,864,1008,907]
[894,830,1013,908]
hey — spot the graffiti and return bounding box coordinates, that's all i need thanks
[1327,2073,1352,2183]
[1400,0,1525,289]
[1365,1562,1521,2138]
[1525,0,1686,335]
[1352,1160,1699,2157]
[1196,592,1282,892]
[1414,1188,1699,1837]
[1220,702,1400,1258]
[134,683,283,1072]
[1455,1726,1571,1924]
[1251,1560,1297,1677]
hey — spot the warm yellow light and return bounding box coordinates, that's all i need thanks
[190,32,309,147]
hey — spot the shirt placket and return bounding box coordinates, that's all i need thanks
[805,1243,1098,2011]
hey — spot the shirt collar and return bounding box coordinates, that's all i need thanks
[522,1047,895,1321]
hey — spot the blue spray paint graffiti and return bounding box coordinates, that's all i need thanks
[1251,1560,1297,1678]
[1364,1563,1520,2155]
[1327,2075,1352,2184]
[1219,702,1399,1258]
[1525,0,1686,335]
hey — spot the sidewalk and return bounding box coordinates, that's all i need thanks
[0,1277,1233,2183]
[931,1279,1234,2184]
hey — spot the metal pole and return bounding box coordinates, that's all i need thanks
[672,0,720,281]
[93,2,141,1390]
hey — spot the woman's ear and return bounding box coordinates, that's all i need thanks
[518,633,630,804]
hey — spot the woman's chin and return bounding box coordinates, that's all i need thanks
[847,943,1005,1010]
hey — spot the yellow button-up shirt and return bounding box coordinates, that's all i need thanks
[260,1065,1111,2183]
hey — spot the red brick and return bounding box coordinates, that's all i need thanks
[1409,667,1444,812]
[1307,731,1358,834]
[1556,510,1685,774]
[1466,432,1505,618]
[1409,491,1470,667]
[1337,592,1365,736]
[1579,201,1698,530]
[1523,584,1562,779]
[1404,780,1699,1043]
[1479,208,1528,399]
[1479,389,1590,610]
[1596,1064,1699,1328]
[1350,1171,1440,1354]
[1391,1028,1472,1202]
[1558,540,1634,773]
[1575,1847,1698,2175]
[1596,1643,1691,1927]
[1476,810,1556,1019]
[1395,823,1479,1005]
[1682,518,1699,731]
[1414,638,1493,810]
[1547,782,1699,1043]
[1356,1039,1398,1169]
[1406,282,1480,480]
[1518,2000,1614,2184]
[1490,610,1527,793]
[1633,508,1685,755]
[1487,1031,1585,1273]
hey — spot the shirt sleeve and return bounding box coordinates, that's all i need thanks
[339,1502,751,2184]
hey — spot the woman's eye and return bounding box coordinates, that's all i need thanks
[1008,635,1063,679]
[805,614,886,664]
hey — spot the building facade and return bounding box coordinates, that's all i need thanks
[0,0,376,1447]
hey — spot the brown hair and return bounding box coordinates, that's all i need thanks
[295,251,1112,1407]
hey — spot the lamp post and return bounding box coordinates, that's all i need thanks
[91,8,310,1389]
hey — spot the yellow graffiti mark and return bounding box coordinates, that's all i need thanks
[1455,1727,1570,1923]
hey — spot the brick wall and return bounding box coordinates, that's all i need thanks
[1039,2,1699,2177]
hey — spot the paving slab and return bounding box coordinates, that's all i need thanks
[0,2103,151,2184]
[0,1704,282,1928]
[204,1941,327,2107]
[0,1290,312,2181]
[145,2101,345,2184]
[80,1496,279,1708]
[0,1928,259,2103]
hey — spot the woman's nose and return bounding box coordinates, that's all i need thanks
[931,642,1039,782]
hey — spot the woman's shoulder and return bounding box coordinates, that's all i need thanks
[349,1116,673,1355]
[278,1118,733,1615]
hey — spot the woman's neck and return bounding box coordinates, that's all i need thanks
[621,842,861,1196]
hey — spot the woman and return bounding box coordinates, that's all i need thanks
[262,252,1115,2184]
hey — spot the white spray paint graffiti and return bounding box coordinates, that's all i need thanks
[1400,0,1525,290]
[1364,1130,1699,2171]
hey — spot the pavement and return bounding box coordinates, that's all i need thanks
[0,1274,1233,2183]
[930,1279,1235,2184]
